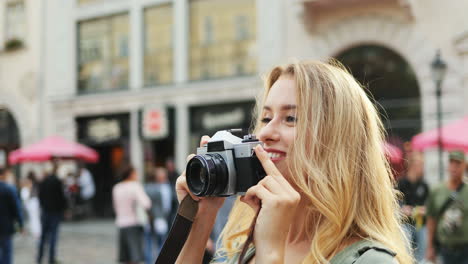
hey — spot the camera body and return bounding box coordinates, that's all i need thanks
[186,130,266,197]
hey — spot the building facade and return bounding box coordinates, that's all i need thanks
[280,0,468,183]
[0,0,44,168]
[41,0,468,214]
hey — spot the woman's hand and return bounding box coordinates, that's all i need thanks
[175,137,226,264]
[175,136,225,219]
[240,145,301,263]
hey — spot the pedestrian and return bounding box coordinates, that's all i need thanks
[165,158,180,224]
[113,165,151,264]
[37,161,67,264]
[175,60,413,263]
[144,167,175,264]
[77,163,95,218]
[426,150,468,264]
[397,152,429,262]
[20,171,42,239]
[165,158,179,187]
[0,167,24,264]
[64,172,80,220]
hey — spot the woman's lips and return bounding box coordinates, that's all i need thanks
[264,148,286,162]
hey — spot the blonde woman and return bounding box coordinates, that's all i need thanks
[175,60,412,263]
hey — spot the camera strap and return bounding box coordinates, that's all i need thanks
[154,195,198,264]
[154,195,259,264]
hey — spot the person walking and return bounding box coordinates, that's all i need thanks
[165,158,180,224]
[426,150,468,264]
[144,167,175,263]
[21,171,41,239]
[397,152,429,262]
[37,162,67,264]
[113,165,151,264]
[77,164,95,218]
[0,167,24,264]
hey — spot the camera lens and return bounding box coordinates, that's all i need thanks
[186,154,228,196]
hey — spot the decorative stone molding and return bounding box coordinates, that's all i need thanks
[0,90,35,145]
[51,76,260,118]
[19,71,37,102]
[304,14,464,133]
[454,31,468,55]
[300,0,414,33]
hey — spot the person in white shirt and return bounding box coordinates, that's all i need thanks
[77,164,95,218]
[78,165,95,201]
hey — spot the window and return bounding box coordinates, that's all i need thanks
[234,15,248,41]
[78,14,129,93]
[144,5,174,86]
[5,1,26,44]
[189,0,256,81]
[336,45,421,141]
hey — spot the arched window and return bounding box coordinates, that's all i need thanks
[0,109,20,167]
[336,45,421,142]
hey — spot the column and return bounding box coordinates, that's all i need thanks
[173,0,189,83]
[175,103,189,173]
[130,4,143,90]
[256,0,285,73]
[130,109,144,182]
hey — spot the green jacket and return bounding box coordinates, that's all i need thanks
[330,240,397,264]
[223,239,396,264]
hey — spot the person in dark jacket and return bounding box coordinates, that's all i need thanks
[0,167,23,264]
[397,152,429,262]
[37,162,67,264]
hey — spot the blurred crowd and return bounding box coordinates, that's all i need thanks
[396,150,468,264]
[1,149,467,264]
[112,159,234,264]
[0,161,96,264]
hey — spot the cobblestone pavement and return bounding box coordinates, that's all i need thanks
[13,220,117,264]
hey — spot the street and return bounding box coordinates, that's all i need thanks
[14,220,117,264]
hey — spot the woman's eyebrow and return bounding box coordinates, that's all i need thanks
[263,104,297,111]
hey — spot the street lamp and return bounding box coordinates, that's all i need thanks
[431,50,447,181]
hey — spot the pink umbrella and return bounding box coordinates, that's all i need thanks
[412,116,468,152]
[383,142,403,164]
[8,136,99,164]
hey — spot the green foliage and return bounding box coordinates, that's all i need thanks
[4,38,23,51]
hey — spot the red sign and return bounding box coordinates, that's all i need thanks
[143,106,168,139]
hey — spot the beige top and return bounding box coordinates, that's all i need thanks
[112,181,151,227]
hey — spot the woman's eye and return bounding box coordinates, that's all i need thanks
[285,116,297,123]
[261,117,272,123]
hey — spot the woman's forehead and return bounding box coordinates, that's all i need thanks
[265,77,297,108]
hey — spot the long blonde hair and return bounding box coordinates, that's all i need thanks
[216,60,412,263]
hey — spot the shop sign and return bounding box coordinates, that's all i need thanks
[202,108,245,130]
[142,105,168,140]
[87,118,121,143]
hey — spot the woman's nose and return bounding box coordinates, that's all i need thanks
[258,121,280,143]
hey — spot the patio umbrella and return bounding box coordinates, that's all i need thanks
[383,142,403,164]
[412,116,468,152]
[8,136,99,164]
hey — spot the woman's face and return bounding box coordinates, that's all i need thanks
[257,75,297,177]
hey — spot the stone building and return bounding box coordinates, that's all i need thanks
[35,0,468,214]
[0,0,44,168]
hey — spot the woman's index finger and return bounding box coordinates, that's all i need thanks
[200,135,211,148]
[254,145,281,176]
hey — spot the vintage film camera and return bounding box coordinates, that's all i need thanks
[186,130,266,197]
